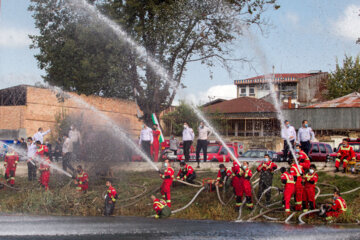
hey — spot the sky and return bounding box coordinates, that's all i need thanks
[0,0,359,105]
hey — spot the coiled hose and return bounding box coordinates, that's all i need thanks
[172,187,205,214]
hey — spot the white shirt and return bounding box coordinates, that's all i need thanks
[297,127,315,142]
[198,126,211,140]
[139,127,153,144]
[182,127,195,141]
[281,125,296,142]
[69,129,82,144]
[33,129,51,144]
[62,138,73,153]
[27,142,37,158]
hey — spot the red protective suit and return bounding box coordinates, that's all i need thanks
[76,170,89,192]
[302,172,318,211]
[326,197,347,220]
[35,145,48,159]
[176,164,194,180]
[39,157,51,190]
[231,162,243,208]
[216,168,232,183]
[151,130,161,162]
[153,198,167,218]
[160,167,174,207]
[335,145,355,169]
[298,151,311,171]
[281,171,295,213]
[4,151,19,186]
[240,167,253,209]
[107,185,117,201]
[290,164,304,211]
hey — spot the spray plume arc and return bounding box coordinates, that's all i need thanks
[191,105,242,167]
[0,142,72,178]
[50,86,159,172]
[69,0,176,89]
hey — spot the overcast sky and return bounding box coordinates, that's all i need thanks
[0,0,359,105]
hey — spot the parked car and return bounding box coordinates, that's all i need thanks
[184,141,238,163]
[238,148,277,162]
[276,142,333,162]
[329,138,360,161]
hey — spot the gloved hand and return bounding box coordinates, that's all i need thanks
[184,175,187,180]
[155,215,159,219]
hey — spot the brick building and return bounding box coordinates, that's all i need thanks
[0,85,142,140]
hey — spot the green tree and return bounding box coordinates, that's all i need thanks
[29,0,279,124]
[326,55,360,99]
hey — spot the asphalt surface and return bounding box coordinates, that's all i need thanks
[0,215,359,240]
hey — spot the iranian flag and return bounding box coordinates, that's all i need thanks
[151,113,164,143]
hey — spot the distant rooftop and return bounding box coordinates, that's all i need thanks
[234,72,323,85]
[305,92,360,108]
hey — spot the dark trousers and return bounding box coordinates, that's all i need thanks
[283,140,295,162]
[27,161,37,181]
[179,172,196,183]
[141,141,151,158]
[104,196,115,216]
[300,141,311,156]
[258,174,273,204]
[54,151,61,162]
[62,152,74,172]
[183,141,192,162]
[196,140,208,164]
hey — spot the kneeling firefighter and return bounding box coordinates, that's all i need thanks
[151,195,171,219]
[104,180,118,216]
[176,162,196,183]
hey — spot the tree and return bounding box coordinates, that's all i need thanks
[326,55,360,99]
[29,0,279,124]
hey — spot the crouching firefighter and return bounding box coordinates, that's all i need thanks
[151,195,171,219]
[74,165,89,193]
[322,190,347,221]
[104,180,117,216]
[159,160,174,207]
[39,151,51,190]
[176,162,196,183]
[280,167,295,214]
[215,164,232,188]
[4,146,19,186]
[335,138,355,173]
[302,164,318,212]
[240,161,253,210]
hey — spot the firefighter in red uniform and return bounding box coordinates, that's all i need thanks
[230,161,243,211]
[240,162,253,209]
[151,124,161,162]
[159,159,174,207]
[215,164,232,187]
[104,180,117,216]
[335,138,356,173]
[39,151,51,190]
[176,162,196,183]
[280,167,295,214]
[290,159,304,211]
[302,164,318,212]
[151,195,171,219]
[74,165,89,192]
[256,154,277,205]
[35,140,48,159]
[296,144,311,172]
[324,190,347,221]
[4,146,19,186]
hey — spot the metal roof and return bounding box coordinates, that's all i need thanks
[305,92,360,108]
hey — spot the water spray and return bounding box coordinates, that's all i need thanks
[190,105,242,167]
[50,86,159,172]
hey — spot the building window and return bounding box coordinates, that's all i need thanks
[249,85,255,96]
[240,87,246,96]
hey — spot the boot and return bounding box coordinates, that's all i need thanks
[342,168,346,173]
[334,168,339,173]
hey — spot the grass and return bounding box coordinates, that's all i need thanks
[0,168,359,224]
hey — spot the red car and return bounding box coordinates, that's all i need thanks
[276,142,333,162]
[330,138,360,161]
[184,141,239,162]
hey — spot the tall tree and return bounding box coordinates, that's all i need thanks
[326,55,360,99]
[29,0,279,124]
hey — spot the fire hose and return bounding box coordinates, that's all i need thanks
[176,179,203,188]
[172,187,206,214]
[318,186,360,198]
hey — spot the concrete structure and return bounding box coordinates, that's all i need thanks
[0,85,142,140]
[234,72,328,106]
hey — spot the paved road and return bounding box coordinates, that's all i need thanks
[0,215,359,240]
